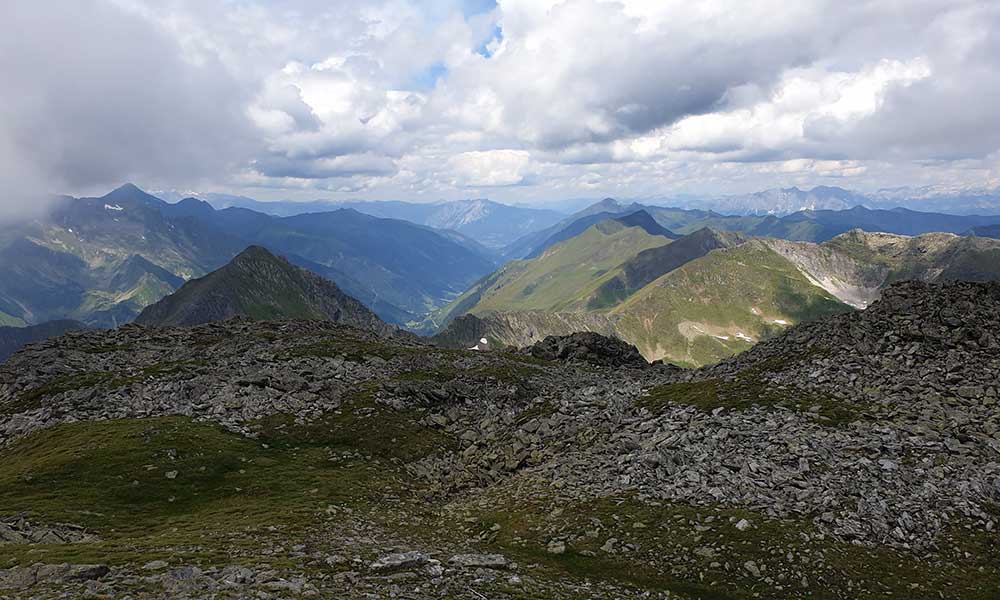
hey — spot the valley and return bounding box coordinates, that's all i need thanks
[4,4,1000,598]
[4,185,1000,368]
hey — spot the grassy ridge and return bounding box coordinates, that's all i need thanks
[614,242,851,366]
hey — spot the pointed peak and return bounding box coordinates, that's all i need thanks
[613,210,678,239]
[685,226,744,247]
[103,183,162,205]
[233,245,281,262]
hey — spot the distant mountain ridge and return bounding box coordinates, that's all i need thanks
[503,198,1000,260]
[643,184,1000,216]
[135,246,395,336]
[155,192,564,250]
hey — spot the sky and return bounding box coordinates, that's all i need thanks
[2,0,1000,211]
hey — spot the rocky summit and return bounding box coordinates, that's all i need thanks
[0,282,998,599]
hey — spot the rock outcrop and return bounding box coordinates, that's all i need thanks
[525,332,649,368]
[0,281,998,598]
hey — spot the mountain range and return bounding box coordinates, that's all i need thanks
[160,183,1000,220]
[0,184,495,329]
[4,184,1000,363]
[502,198,1000,260]
[635,184,1000,216]
[155,191,564,250]
[432,217,1000,366]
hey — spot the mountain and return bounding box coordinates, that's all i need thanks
[1,282,998,598]
[0,319,89,363]
[967,224,1000,238]
[157,192,564,251]
[135,246,394,335]
[0,185,497,329]
[587,227,745,310]
[643,185,1000,216]
[502,198,1000,259]
[700,186,868,215]
[213,209,497,325]
[0,184,247,328]
[428,217,675,330]
[438,215,1000,366]
[523,209,676,259]
[769,229,1000,306]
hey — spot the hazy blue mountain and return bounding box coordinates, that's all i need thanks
[157,192,564,250]
[639,185,1000,216]
[0,184,247,327]
[966,224,1000,238]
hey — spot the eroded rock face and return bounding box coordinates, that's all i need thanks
[525,332,649,368]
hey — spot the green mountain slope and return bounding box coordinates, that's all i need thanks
[135,246,392,334]
[588,228,745,310]
[612,241,850,366]
[429,217,673,329]
[437,221,1000,367]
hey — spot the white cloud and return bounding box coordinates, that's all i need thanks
[448,150,533,187]
[2,0,999,206]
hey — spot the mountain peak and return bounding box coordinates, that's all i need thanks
[232,244,276,262]
[102,183,162,207]
[135,245,395,334]
[612,210,678,239]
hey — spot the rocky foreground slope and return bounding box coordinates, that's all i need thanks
[0,282,998,598]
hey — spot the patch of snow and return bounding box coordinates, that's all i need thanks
[713,335,730,341]
[468,345,481,351]
[772,319,789,325]
[67,228,73,233]
[750,307,761,315]
[735,332,754,342]
[104,204,124,211]
[479,338,488,345]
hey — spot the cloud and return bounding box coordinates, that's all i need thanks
[0,0,256,219]
[448,150,533,186]
[2,0,999,206]
[254,153,399,179]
